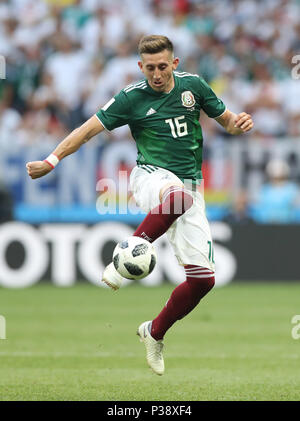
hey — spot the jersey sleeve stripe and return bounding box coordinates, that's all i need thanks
[124,83,134,90]
[125,84,147,93]
[101,97,116,111]
[174,71,199,78]
[124,81,146,88]
[124,81,147,92]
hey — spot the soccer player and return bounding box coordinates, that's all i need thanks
[26,35,253,376]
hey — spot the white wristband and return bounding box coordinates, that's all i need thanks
[44,153,60,169]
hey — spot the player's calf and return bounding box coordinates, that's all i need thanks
[151,265,215,340]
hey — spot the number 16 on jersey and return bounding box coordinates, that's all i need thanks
[165,116,188,138]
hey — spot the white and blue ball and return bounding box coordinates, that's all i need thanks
[113,236,157,280]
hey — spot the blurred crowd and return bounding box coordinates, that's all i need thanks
[1,0,300,147]
[1,0,300,223]
[225,158,300,224]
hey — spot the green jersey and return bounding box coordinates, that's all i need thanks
[96,71,226,182]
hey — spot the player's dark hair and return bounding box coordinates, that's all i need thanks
[138,35,174,56]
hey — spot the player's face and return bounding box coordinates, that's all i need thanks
[138,50,179,93]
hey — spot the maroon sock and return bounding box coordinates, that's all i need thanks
[151,266,215,340]
[133,186,193,242]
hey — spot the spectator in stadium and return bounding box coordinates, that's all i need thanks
[224,190,254,225]
[0,90,22,148]
[43,33,91,129]
[252,159,300,223]
[244,64,286,138]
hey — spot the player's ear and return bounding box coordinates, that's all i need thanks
[172,57,179,70]
[138,61,144,73]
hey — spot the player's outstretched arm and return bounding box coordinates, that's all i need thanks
[26,115,104,179]
[215,109,253,135]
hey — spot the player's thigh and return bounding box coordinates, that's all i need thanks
[167,190,215,272]
[130,166,183,212]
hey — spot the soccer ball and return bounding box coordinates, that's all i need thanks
[113,236,157,280]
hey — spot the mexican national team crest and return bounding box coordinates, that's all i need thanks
[181,91,195,108]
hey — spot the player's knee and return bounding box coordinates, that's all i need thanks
[206,275,215,291]
[187,273,215,294]
[170,190,193,213]
[197,275,215,292]
[181,190,193,212]
[160,182,183,202]
[163,188,193,214]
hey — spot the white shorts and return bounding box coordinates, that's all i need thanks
[130,165,215,272]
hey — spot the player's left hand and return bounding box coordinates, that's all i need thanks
[234,112,253,133]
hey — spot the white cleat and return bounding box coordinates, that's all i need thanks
[137,321,165,376]
[101,262,124,290]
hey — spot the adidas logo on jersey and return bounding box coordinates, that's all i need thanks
[146,108,157,116]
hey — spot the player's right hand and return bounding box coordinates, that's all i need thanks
[26,161,53,179]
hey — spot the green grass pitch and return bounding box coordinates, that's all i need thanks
[0,282,299,401]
